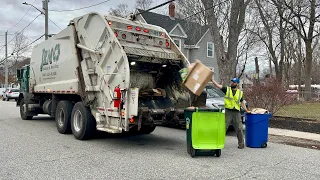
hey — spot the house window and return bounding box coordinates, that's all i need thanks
[207,42,214,58]
[173,38,181,49]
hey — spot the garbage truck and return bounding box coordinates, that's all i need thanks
[16,12,193,140]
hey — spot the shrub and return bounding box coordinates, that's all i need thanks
[244,78,296,115]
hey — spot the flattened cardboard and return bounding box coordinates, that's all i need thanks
[183,60,213,96]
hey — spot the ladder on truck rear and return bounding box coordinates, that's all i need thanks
[72,13,131,133]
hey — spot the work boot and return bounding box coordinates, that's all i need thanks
[238,143,244,149]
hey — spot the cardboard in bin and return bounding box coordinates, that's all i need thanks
[183,60,213,96]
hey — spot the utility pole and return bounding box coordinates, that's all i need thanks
[5,31,8,88]
[43,0,49,40]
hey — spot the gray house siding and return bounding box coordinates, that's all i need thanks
[172,38,188,57]
[179,39,188,57]
[189,32,220,82]
[135,13,220,81]
[170,26,185,37]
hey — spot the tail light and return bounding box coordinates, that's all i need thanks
[114,32,118,37]
[127,26,133,30]
[8,91,12,94]
[136,27,141,31]
[143,29,149,33]
[166,41,170,47]
[108,21,112,25]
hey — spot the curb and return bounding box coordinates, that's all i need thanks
[268,128,320,142]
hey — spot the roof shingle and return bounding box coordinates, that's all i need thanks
[137,9,209,45]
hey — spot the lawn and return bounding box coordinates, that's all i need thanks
[275,103,320,120]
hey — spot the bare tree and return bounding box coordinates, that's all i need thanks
[201,0,252,84]
[11,32,29,64]
[9,32,29,77]
[176,0,207,25]
[248,0,290,81]
[135,0,153,10]
[273,0,320,100]
[109,3,132,18]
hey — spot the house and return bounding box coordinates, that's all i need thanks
[239,75,253,90]
[135,6,220,81]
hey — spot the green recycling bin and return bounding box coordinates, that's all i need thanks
[185,108,226,158]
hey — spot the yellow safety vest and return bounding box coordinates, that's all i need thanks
[224,87,243,111]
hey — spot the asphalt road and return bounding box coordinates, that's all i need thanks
[0,100,319,180]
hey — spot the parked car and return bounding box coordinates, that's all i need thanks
[204,84,248,129]
[2,88,20,101]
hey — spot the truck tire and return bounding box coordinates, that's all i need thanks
[55,100,73,134]
[139,125,156,134]
[20,98,33,120]
[71,102,96,140]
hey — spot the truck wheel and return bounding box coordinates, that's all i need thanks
[139,125,156,134]
[71,102,96,140]
[20,98,33,120]
[55,101,73,134]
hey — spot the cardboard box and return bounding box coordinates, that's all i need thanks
[183,60,213,96]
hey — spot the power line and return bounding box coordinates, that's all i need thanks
[161,0,229,30]
[49,0,111,12]
[0,34,44,65]
[6,14,42,45]
[49,18,62,30]
[0,45,5,52]
[7,0,38,31]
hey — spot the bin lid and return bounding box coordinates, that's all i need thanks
[184,107,222,112]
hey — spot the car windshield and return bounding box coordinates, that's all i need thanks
[11,89,19,92]
[205,86,225,98]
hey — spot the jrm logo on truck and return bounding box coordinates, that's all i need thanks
[40,43,61,72]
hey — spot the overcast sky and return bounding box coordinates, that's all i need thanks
[0,0,262,73]
[0,0,167,59]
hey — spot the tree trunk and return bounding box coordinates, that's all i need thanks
[254,57,259,84]
[201,0,248,85]
[297,26,303,98]
[269,57,273,76]
[304,40,313,100]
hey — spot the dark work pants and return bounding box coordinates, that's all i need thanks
[225,109,244,145]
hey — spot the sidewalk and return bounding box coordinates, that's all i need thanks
[268,128,320,142]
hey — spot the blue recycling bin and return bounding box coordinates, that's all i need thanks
[245,113,272,148]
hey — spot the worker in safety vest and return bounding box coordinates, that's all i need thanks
[211,77,251,149]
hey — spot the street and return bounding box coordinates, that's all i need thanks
[0,101,319,180]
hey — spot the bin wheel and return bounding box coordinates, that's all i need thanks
[262,143,267,148]
[215,149,221,157]
[189,146,196,158]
